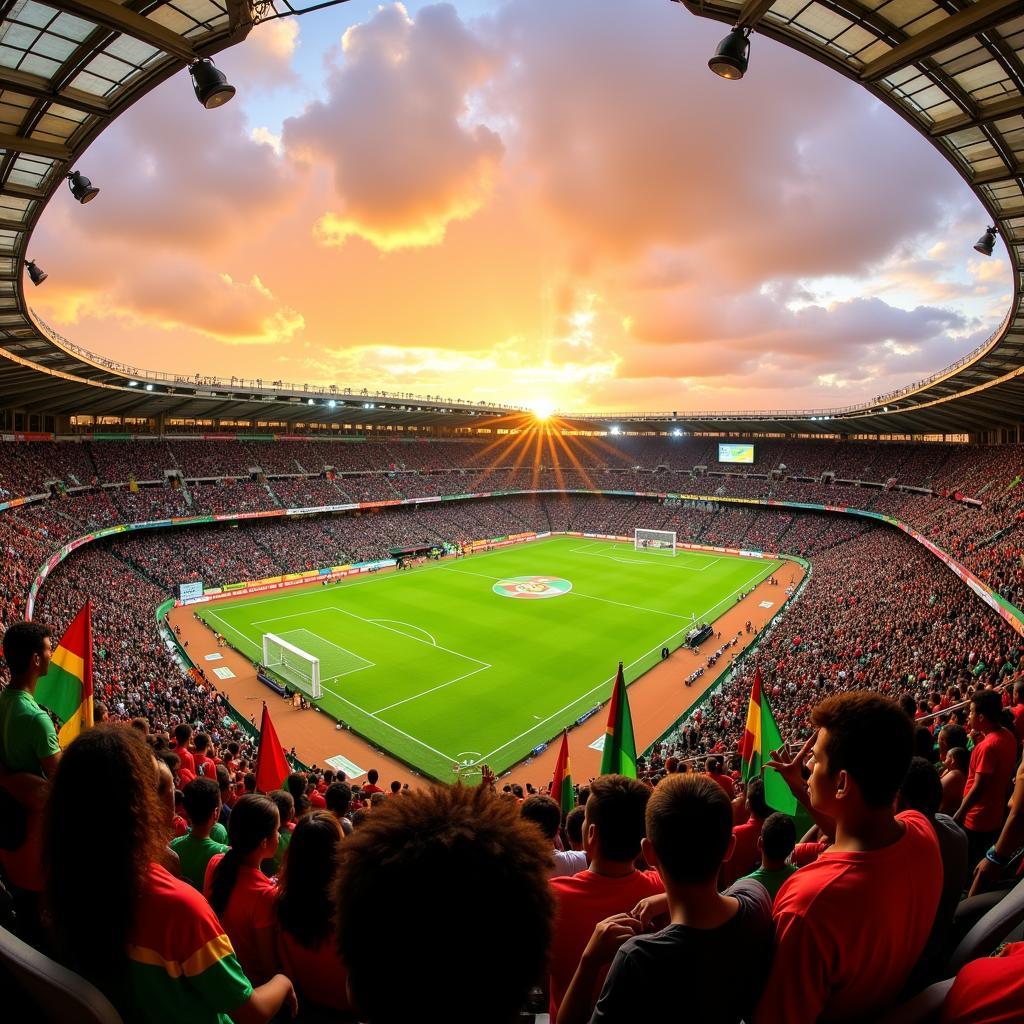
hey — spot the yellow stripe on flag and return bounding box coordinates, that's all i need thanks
[50,645,85,681]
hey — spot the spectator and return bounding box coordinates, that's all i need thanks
[44,724,295,1023]
[362,768,383,795]
[205,794,281,985]
[276,811,351,1015]
[334,783,554,1023]
[744,812,798,902]
[897,756,968,986]
[193,732,216,778]
[325,780,354,836]
[756,692,943,1023]
[721,776,770,887]
[0,620,59,940]
[968,753,1024,896]
[940,746,969,816]
[561,773,772,1024]
[521,793,586,877]
[170,777,229,890]
[565,805,586,851]
[171,724,195,779]
[941,942,1024,1022]
[261,789,295,877]
[953,689,1018,866]
[705,756,735,798]
[284,772,309,818]
[548,775,662,1019]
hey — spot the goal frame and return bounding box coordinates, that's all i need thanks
[262,632,322,698]
[634,528,677,556]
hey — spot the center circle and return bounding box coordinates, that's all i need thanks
[492,575,573,600]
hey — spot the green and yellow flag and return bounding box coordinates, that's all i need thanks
[739,669,796,815]
[551,730,574,815]
[600,662,637,778]
[36,601,93,746]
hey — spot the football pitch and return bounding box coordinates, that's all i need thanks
[198,537,783,781]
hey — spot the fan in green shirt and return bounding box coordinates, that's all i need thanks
[743,811,799,903]
[171,778,228,890]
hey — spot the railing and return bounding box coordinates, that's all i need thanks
[29,309,527,414]
[26,304,1014,424]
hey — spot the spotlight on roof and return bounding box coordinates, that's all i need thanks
[307,398,315,405]
[672,428,682,437]
[128,381,139,387]
[610,425,621,435]
[24,259,47,286]
[328,399,336,408]
[67,170,99,204]
[145,383,154,391]
[973,225,997,257]
[189,58,236,109]
[708,27,750,80]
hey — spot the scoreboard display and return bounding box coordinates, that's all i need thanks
[178,581,204,602]
[718,443,755,464]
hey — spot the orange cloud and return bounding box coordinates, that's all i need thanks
[284,3,503,250]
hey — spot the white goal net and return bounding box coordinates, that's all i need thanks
[263,633,322,698]
[634,528,677,556]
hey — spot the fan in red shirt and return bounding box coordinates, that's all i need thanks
[954,689,1018,867]
[362,768,384,795]
[705,757,735,799]
[721,776,770,887]
[205,794,281,985]
[756,692,943,1024]
[1010,680,1024,744]
[548,774,663,1019]
[941,942,1024,1023]
[171,723,195,775]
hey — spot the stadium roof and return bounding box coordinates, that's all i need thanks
[0,0,1021,436]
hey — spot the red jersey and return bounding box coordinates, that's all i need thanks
[193,754,215,779]
[548,869,664,1017]
[721,816,764,887]
[309,790,326,809]
[173,744,196,774]
[709,772,736,799]
[942,942,1024,1023]
[204,855,277,984]
[964,728,1017,833]
[1011,705,1024,744]
[756,811,942,1024]
[277,928,351,1014]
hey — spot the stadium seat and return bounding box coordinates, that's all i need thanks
[875,978,953,1024]
[0,924,123,1024]
[947,876,1024,975]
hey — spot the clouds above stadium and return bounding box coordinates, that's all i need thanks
[30,0,1010,410]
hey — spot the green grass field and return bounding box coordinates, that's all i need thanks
[198,537,782,781]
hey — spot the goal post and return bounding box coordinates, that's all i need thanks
[262,633,322,699]
[634,528,677,556]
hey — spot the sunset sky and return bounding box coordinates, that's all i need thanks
[31,0,1011,415]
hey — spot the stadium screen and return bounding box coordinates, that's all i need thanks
[718,443,755,464]
[178,581,204,602]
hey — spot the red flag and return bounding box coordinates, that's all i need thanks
[254,703,290,794]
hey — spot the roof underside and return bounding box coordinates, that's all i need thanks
[0,0,1021,435]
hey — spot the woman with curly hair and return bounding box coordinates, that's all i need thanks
[205,793,281,985]
[276,811,352,1016]
[44,723,295,1024]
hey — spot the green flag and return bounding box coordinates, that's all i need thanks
[600,662,637,778]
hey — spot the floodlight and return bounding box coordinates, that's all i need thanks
[973,226,997,257]
[307,398,315,405]
[145,383,154,391]
[709,27,750,80]
[328,399,336,408]
[189,59,236,109]
[24,260,46,286]
[67,170,99,204]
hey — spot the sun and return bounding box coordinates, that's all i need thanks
[531,399,556,421]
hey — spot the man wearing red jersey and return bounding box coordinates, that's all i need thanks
[942,942,1024,1023]
[756,692,943,1024]
[954,689,1018,867]
[705,757,735,798]
[547,774,663,1019]
[171,723,196,776]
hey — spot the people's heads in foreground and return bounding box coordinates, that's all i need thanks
[583,773,651,864]
[808,692,913,816]
[335,783,554,1023]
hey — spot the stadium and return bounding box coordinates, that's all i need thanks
[1,1,1024,1022]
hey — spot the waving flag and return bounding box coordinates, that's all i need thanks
[551,730,574,815]
[36,600,93,746]
[600,662,637,778]
[255,703,290,793]
[739,670,796,814]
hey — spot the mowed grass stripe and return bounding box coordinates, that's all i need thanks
[198,537,782,780]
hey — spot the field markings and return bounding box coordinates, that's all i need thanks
[276,627,376,681]
[468,558,779,768]
[198,602,460,765]
[368,619,438,646]
[210,537,567,614]
[569,542,724,572]
[441,565,694,621]
[370,663,491,715]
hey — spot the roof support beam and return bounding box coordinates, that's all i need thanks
[860,0,1024,83]
[973,161,1023,186]
[735,0,776,28]
[931,94,1024,138]
[0,67,110,117]
[55,0,196,63]
[0,132,71,161]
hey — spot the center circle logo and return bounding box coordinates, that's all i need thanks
[492,575,573,600]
